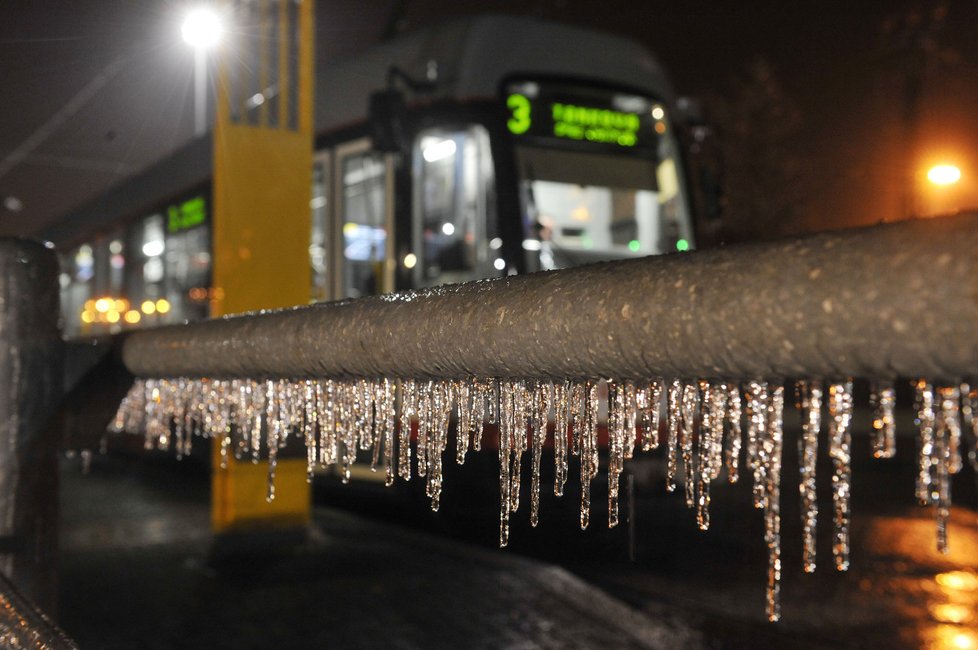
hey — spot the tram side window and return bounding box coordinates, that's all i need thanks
[341,152,386,298]
[164,223,210,324]
[310,158,329,302]
[61,244,95,337]
[412,125,496,287]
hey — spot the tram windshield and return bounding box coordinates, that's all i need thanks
[506,81,694,270]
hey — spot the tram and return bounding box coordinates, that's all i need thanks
[47,15,699,337]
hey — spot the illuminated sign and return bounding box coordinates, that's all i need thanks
[505,83,661,152]
[167,195,207,233]
[551,102,641,146]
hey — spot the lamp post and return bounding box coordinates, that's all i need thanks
[181,8,223,137]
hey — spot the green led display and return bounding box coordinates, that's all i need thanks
[676,238,689,252]
[504,83,658,152]
[506,94,532,135]
[167,195,206,233]
[628,239,640,252]
[551,102,640,147]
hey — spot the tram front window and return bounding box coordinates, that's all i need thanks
[517,147,693,271]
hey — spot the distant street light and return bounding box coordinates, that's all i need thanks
[927,164,961,186]
[181,8,223,137]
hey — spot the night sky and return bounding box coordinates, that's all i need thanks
[1,0,976,237]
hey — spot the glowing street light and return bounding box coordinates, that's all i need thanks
[181,8,223,137]
[181,8,223,49]
[927,164,962,186]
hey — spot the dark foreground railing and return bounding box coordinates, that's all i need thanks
[122,213,978,382]
[0,572,77,650]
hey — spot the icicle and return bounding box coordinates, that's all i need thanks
[570,382,586,458]
[933,385,961,553]
[915,380,936,505]
[763,384,785,623]
[639,379,663,451]
[665,380,682,492]
[530,382,551,527]
[725,383,743,483]
[498,381,514,547]
[745,381,770,509]
[696,382,726,530]
[681,382,700,508]
[870,381,897,459]
[425,382,451,512]
[797,380,822,573]
[456,380,471,465]
[265,380,280,501]
[608,382,626,528]
[381,379,396,486]
[579,382,599,530]
[828,380,853,571]
[623,381,638,460]
[471,379,486,452]
[399,380,416,481]
[304,380,317,482]
[553,381,569,497]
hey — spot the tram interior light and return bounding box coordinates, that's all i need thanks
[181,8,223,49]
[441,223,455,236]
[422,139,457,163]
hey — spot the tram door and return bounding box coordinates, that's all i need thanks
[332,139,395,299]
[410,125,497,288]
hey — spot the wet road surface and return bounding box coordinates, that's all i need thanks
[58,398,978,649]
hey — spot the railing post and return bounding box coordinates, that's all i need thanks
[0,239,63,613]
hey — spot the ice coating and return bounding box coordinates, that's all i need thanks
[109,375,976,623]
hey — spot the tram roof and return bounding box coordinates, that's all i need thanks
[44,15,673,245]
[316,14,674,133]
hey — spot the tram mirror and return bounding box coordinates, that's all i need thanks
[368,89,406,153]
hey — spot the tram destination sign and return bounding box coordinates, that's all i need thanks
[504,81,662,153]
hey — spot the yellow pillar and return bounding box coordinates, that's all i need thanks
[210,0,315,533]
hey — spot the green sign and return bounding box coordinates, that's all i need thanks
[551,102,640,147]
[504,84,658,152]
[167,195,206,233]
[506,93,532,135]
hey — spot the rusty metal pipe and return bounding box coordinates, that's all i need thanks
[123,214,978,382]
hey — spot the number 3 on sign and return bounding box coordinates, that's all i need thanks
[506,94,531,135]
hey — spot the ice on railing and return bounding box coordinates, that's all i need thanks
[109,376,978,623]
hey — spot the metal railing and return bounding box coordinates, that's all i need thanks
[123,212,978,382]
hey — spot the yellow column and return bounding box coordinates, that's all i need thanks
[210,0,315,533]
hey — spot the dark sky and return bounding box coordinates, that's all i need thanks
[1,0,976,237]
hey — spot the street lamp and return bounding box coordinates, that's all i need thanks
[927,164,961,187]
[181,8,223,137]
